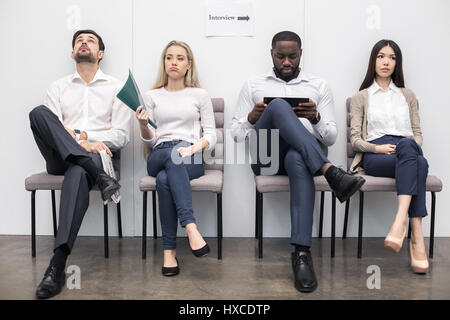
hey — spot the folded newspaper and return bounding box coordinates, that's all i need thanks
[99,150,120,204]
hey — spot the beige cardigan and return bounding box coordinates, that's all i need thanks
[349,87,423,174]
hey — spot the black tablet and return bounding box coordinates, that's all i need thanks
[263,97,309,107]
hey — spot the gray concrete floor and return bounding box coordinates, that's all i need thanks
[1,235,449,300]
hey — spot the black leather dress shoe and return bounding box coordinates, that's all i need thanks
[325,166,365,203]
[35,264,66,299]
[162,257,179,276]
[291,251,318,293]
[96,171,121,201]
[192,243,210,257]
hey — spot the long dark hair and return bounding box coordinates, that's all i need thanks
[359,39,405,91]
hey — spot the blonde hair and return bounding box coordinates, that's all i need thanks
[144,40,201,158]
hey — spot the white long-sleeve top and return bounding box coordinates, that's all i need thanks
[44,68,131,149]
[231,69,337,146]
[366,80,413,141]
[141,87,217,150]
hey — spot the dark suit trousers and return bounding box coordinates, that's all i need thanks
[29,105,101,253]
[251,98,329,247]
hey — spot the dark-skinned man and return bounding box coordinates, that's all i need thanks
[29,29,130,299]
[231,31,365,293]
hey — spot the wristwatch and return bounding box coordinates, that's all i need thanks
[311,112,321,125]
[74,129,81,141]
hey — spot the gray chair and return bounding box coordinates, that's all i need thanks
[342,97,443,258]
[254,147,338,259]
[140,98,224,260]
[24,151,123,258]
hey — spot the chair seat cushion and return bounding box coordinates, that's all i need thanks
[359,174,443,192]
[25,171,120,191]
[254,175,332,193]
[139,169,223,193]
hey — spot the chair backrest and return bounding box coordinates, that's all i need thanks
[346,97,355,170]
[204,98,224,171]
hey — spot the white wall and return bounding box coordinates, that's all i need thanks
[1,0,449,239]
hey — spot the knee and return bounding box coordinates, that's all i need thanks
[396,138,418,154]
[265,98,292,115]
[29,105,49,123]
[417,155,429,171]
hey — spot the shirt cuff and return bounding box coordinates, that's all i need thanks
[202,134,217,151]
[85,130,98,142]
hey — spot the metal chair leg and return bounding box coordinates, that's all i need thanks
[255,188,259,239]
[51,190,57,237]
[117,202,122,238]
[343,199,350,239]
[258,191,263,259]
[331,193,336,258]
[152,191,157,239]
[430,192,436,259]
[357,191,364,259]
[31,191,36,258]
[142,191,147,259]
[217,193,223,260]
[319,191,324,238]
[407,223,411,239]
[103,203,109,258]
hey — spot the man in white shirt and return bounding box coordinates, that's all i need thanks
[231,31,365,293]
[29,29,130,299]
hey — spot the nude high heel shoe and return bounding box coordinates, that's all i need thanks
[409,241,429,274]
[384,227,406,253]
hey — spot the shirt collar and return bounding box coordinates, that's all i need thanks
[368,79,402,95]
[71,68,108,84]
[266,67,308,84]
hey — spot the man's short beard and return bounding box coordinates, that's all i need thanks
[74,52,97,64]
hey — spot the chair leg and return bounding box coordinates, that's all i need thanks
[103,203,109,258]
[116,202,122,238]
[142,191,147,259]
[257,191,263,259]
[51,190,57,237]
[343,199,350,239]
[319,191,324,238]
[331,193,336,258]
[152,191,157,239]
[217,193,223,260]
[255,188,259,239]
[358,191,364,259]
[430,192,436,259]
[31,191,36,258]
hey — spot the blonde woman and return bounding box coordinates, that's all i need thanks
[136,41,216,276]
[350,39,429,273]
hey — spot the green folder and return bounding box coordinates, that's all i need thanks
[117,69,157,129]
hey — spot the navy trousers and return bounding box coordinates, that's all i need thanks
[363,135,428,218]
[29,105,109,253]
[147,140,205,250]
[251,98,329,247]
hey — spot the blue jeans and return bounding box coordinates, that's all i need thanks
[363,135,428,218]
[147,140,205,250]
[251,98,329,247]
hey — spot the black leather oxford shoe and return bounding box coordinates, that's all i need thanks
[35,264,66,299]
[324,166,365,203]
[96,171,121,201]
[291,251,318,293]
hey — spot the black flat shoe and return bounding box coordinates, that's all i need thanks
[291,251,318,293]
[192,243,210,257]
[96,171,121,201]
[162,258,179,277]
[36,264,66,299]
[324,166,365,203]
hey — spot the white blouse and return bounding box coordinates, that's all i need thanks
[366,80,413,142]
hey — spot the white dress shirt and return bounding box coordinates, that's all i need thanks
[366,80,413,142]
[44,68,131,149]
[141,87,217,151]
[231,68,337,146]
